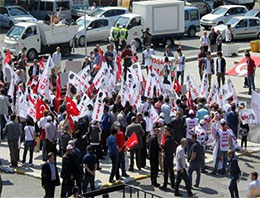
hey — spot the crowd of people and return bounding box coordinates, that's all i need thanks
[0,22,259,198]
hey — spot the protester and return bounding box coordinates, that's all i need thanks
[247,172,260,198]
[200,32,209,52]
[226,103,239,138]
[121,45,132,81]
[208,28,217,52]
[45,116,58,158]
[41,152,60,198]
[225,25,233,43]
[216,51,226,87]
[203,51,215,87]
[239,103,249,149]
[22,120,35,166]
[216,30,223,52]
[176,48,185,85]
[164,45,173,57]
[52,47,61,74]
[228,149,241,198]
[175,138,194,197]
[197,46,207,80]
[0,88,11,139]
[143,43,155,73]
[4,114,21,168]
[245,51,256,95]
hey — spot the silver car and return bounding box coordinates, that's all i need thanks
[214,16,260,40]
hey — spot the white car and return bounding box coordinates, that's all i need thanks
[76,17,110,46]
[200,5,247,29]
[86,6,129,26]
[214,16,260,40]
[0,6,37,28]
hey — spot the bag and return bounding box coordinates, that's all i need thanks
[239,128,248,136]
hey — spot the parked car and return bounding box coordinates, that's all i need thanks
[29,0,72,20]
[200,5,247,29]
[187,0,212,16]
[0,6,37,28]
[185,6,201,37]
[244,9,260,18]
[214,16,260,40]
[87,6,129,26]
[76,17,110,46]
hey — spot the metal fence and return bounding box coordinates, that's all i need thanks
[79,183,162,198]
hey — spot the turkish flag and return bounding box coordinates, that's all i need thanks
[66,96,80,116]
[35,98,49,120]
[4,50,11,64]
[39,57,45,69]
[188,89,196,114]
[227,57,260,77]
[173,78,181,93]
[125,132,139,151]
[54,75,61,112]
[68,114,76,132]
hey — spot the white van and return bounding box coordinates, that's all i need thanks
[30,0,72,21]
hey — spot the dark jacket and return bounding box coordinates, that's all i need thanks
[61,153,80,180]
[41,162,60,187]
[209,31,217,45]
[126,123,144,150]
[164,135,178,159]
[148,135,160,160]
[230,157,241,177]
[216,57,226,74]
[171,117,185,143]
[89,125,101,144]
[203,58,215,74]
[4,121,21,142]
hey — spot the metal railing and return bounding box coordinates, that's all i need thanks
[79,183,162,198]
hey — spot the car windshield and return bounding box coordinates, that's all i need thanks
[56,1,70,11]
[76,19,91,26]
[115,16,129,27]
[211,7,227,15]
[226,18,240,25]
[9,7,28,16]
[245,10,258,17]
[88,8,105,17]
[7,25,25,38]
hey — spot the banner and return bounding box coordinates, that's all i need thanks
[151,55,175,73]
[92,89,105,122]
[125,132,139,151]
[150,105,159,123]
[251,91,260,123]
[186,73,200,100]
[200,73,209,98]
[239,109,256,125]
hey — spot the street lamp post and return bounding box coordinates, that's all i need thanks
[83,0,87,56]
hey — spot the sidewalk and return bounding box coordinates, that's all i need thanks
[1,139,260,187]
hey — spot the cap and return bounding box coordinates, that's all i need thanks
[204,115,210,120]
[220,118,226,125]
[114,121,121,127]
[66,145,74,150]
[200,119,205,125]
[47,116,52,121]
[188,109,194,115]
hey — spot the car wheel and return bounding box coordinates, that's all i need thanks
[188,27,196,37]
[134,38,142,50]
[165,38,174,47]
[62,46,71,57]
[257,33,260,39]
[78,36,85,47]
[27,49,38,61]
[9,21,14,29]
[217,21,224,25]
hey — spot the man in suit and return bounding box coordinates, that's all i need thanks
[41,152,60,198]
[228,149,241,198]
[148,127,161,187]
[216,51,226,87]
[126,116,144,171]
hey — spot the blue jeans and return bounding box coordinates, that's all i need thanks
[248,74,255,93]
[188,162,201,186]
[229,176,239,198]
[214,150,228,173]
[22,140,34,164]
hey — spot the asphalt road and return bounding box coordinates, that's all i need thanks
[1,151,260,197]
[0,25,251,61]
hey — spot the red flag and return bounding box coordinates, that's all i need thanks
[35,98,49,120]
[116,55,122,82]
[99,49,106,62]
[39,57,45,69]
[66,96,80,116]
[87,83,95,98]
[68,114,75,132]
[54,75,61,112]
[4,50,11,64]
[125,132,139,151]
[188,89,196,114]
[173,78,181,93]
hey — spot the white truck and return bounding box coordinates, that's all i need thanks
[109,0,185,49]
[3,21,79,60]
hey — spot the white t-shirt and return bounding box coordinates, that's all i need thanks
[24,126,35,141]
[225,29,232,42]
[176,55,185,72]
[218,128,231,151]
[143,49,155,67]
[39,117,48,129]
[217,58,222,73]
[205,59,212,74]
[175,145,186,171]
[247,180,260,198]
[52,51,61,67]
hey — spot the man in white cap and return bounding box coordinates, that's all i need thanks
[185,109,199,157]
[211,118,232,175]
[45,116,57,158]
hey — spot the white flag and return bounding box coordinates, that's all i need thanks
[144,70,156,98]
[78,93,93,118]
[150,105,159,123]
[207,82,218,104]
[251,91,260,123]
[92,89,105,122]
[186,73,200,100]
[200,73,209,98]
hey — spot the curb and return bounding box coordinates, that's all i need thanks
[185,47,251,62]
